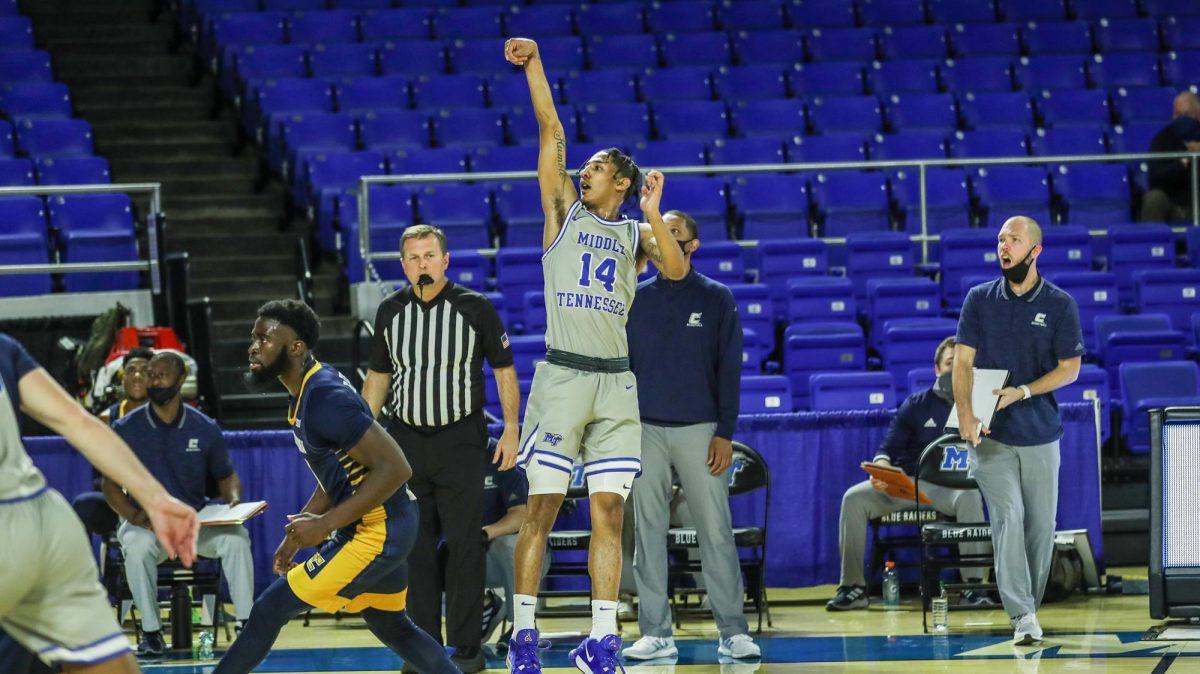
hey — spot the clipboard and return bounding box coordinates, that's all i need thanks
[945,368,1010,434]
[197,501,267,526]
[861,462,932,504]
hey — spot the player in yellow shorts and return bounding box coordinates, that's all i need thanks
[212,300,458,674]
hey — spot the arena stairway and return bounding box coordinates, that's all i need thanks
[23,0,356,429]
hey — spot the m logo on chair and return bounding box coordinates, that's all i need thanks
[941,446,970,471]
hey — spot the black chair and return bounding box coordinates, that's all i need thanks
[867,501,944,594]
[665,441,772,633]
[914,433,997,633]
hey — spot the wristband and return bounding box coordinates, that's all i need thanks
[1019,384,1032,400]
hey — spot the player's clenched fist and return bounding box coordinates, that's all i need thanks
[639,170,665,216]
[505,37,538,66]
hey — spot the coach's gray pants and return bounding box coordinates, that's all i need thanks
[839,480,991,587]
[632,422,749,639]
[970,437,1060,619]
[118,521,255,632]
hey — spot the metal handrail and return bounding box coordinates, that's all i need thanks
[0,182,165,296]
[354,150,1200,280]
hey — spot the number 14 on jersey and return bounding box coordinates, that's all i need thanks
[578,252,617,293]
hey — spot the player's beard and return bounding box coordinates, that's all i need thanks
[243,348,288,392]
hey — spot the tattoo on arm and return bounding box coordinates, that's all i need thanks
[552,128,568,225]
[645,237,664,264]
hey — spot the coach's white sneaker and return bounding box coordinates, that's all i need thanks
[718,634,761,659]
[1012,613,1043,646]
[623,636,678,660]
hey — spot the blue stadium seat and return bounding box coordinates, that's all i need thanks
[0,157,33,185]
[262,0,325,12]
[360,185,416,229]
[1189,227,1200,268]
[1095,313,1173,362]
[431,7,504,39]
[952,23,1022,58]
[0,16,33,49]
[759,238,828,315]
[730,174,810,240]
[47,194,139,291]
[522,291,547,334]
[410,74,485,109]
[389,147,467,175]
[929,0,997,24]
[808,96,883,134]
[529,36,587,73]
[1150,0,1200,19]
[879,26,950,60]
[865,278,941,339]
[1093,18,1161,53]
[859,0,927,26]
[1016,55,1089,92]
[639,66,714,102]
[1162,16,1200,52]
[810,372,897,411]
[210,14,287,52]
[0,50,52,82]
[507,334,547,375]
[1133,268,1200,338]
[742,327,766,371]
[972,165,1051,227]
[504,5,574,37]
[1108,222,1175,297]
[734,30,806,67]
[1106,329,1188,400]
[664,176,730,240]
[288,11,359,45]
[885,93,958,132]
[807,27,878,63]
[359,110,432,150]
[1120,361,1200,454]
[1109,121,1158,155]
[1021,21,1093,56]
[878,318,959,396]
[495,247,545,324]
[0,196,49,297]
[787,134,866,162]
[1054,163,1130,224]
[630,139,708,167]
[648,2,717,33]
[845,231,914,300]
[1037,224,1093,275]
[958,91,1033,130]
[868,59,941,95]
[1161,50,1200,87]
[335,76,410,114]
[787,276,857,325]
[578,102,651,145]
[717,0,786,31]
[275,112,357,175]
[1088,52,1162,89]
[250,78,335,136]
[432,108,505,148]
[1029,125,1108,155]
[0,82,71,120]
[588,34,659,70]
[740,375,794,413]
[708,137,783,165]
[940,228,999,308]
[1056,363,1111,438]
[0,119,14,157]
[1113,87,1176,125]
[653,100,729,140]
[414,183,493,248]
[890,167,971,233]
[469,145,534,173]
[690,240,746,284]
[908,367,936,394]
[940,56,1015,92]
[562,70,638,106]
[999,0,1067,21]
[506,106,580,146]
[449,40,522,77]
[485,74,548,111]
[951,128,1028,157]
[377,42,447,76]
[869,131,949,160]
[660,31,732,68]
[728,283,774,351]
[34,156,110,185]
[228,45,308,95]
[305,150,388,249]
[360,9,431,41]
[575,2,646,34]
[731,99,805,138]
[810,171,891,236]
[15,119,93,157]
[331,0,388,8]
[783,321,866,409]
[789,62,866,97]
[713,65,788,101]
[492,181,543,247]
[789,0,857,28]
[1072,0,1139,20]
[1035,89,1111,127]
[447,249,489,290]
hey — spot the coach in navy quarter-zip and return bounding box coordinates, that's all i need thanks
[624,210,761,661]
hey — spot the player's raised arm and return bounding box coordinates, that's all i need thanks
[636,171,687,280]
[505,37,578,250]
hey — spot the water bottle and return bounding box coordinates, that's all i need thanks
[197,631,214,660]
[932,582,949,632]
[882,561,900,608]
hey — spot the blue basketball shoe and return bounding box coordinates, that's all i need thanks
[569,635,624,674]
[508,629,547,673]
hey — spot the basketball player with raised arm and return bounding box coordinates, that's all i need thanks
[502,37,687,674]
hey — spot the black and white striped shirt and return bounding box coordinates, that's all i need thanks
[369,282,513,428]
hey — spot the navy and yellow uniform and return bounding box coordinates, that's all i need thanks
[106,398,141,425]
[285,362,418,614]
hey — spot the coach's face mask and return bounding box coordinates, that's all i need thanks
[934,372,953,402]
[146,381,181,406]
[1001,249,1035,285]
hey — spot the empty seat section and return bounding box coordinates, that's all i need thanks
[998,0,1067,22]
[885,93,957,133]
[1133,269,1200,339]
[1053,271,1118,351]
[1113,87,1176,125]
[1054,163,1130,224]
[1073,0,1139,20]
[378,42,447,76]
[0,196,50,297]
[359,110,432,151]
[730,174,809,240]
[1029,125,1108,156]
[414,183,493,248]
[306,150,387,250]
[309,43,379,79]
[47,194,139,291]
[660,32,732,68]
[492,181,543,247]
[865,278,941,341]
[787,276,857,325]
[34,156,110,185]
[810,372,897,411]
[713,65,788,102]
[561,70,638,106]
[1093,18,1161,53]
[1036,225,1093,275]
[470,145,534,173]
[929,0,997,24]
[941,56,1015,92]
[740,375,794,413]
[717,0,786,31]
[878,318,959,396]
[788,0,857,28]
[952,23,1021,57]
[809,171,891,236]
[1162,16,1200,52]
[891,167,971,233]
[411,75,485,109]
[432,109,505,148]
[495,247,545,325]
[575,2,646,35]
[940,228,999,308]
[867,59,941,95]
[869,132,949,160]
[1089,52,1162,89]
[630,139,708,167]
[431,7,504,39]
[578,103,650,145]
[1056,363,1111,438]
[588,34,659,70]
[859,0,927,26]
[336,76,411,114]
[639,66,714,102]
[690,240,746,285]
[388,147,467,175]
[708,137,782,166]
[845,231,914,300]
[1107,222,1175,298]
[0,157,34,185]
[758,238,828,316]
[732,100,805,138]
[1162,50,1200,87]
[0,82,71,120]
[287,11,359,45]
[971,165,1051,227]
[807,28,877,63]
[787,134,866,163]
[653,100,728,140]
[878,26,950,60]
[1016,55,1089,92]
[15,119,93,157]
[1036,89,1111,128]
[808,96,882,135]
[783,322,866,410]
[789,62,865,97]
[1021,21,1093,56]
[647,1,717,33]
[1120,361,1200,454]
[505,5,574,37]
[665,176,729,240]
[728,283,774,355]
[359,9,433,41]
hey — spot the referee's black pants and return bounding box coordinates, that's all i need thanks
[388,413,487,652]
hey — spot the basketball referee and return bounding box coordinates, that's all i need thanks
[362,224,519,673]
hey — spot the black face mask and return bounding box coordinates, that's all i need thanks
[243,347,288,393]
[146,382,181,406]
[677,238,694,255]
[934,371,953,402]
[1002,249,1035,285]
